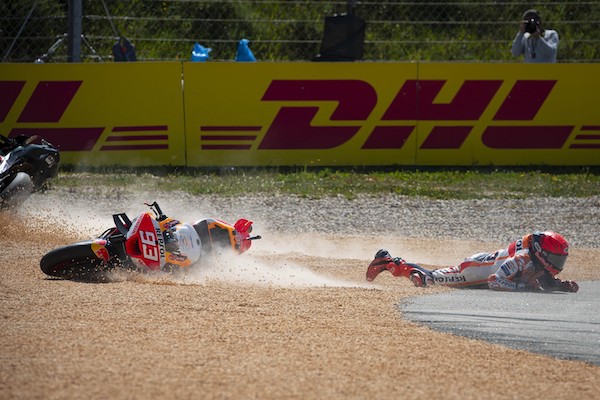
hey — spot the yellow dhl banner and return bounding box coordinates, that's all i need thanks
[0,62,186,166]
[184,62,599,166]
[1,62,598,167]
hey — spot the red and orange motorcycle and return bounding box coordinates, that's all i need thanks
[40,201,260,281]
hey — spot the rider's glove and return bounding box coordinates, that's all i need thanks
[516,282,528,291]
[516,282,541,292]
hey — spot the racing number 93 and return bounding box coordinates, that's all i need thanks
[139,230,159,261]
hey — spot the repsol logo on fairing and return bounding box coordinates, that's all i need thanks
[199,79,594,151]
[434,275,467,283]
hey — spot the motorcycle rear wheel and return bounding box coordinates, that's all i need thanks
[40,242,114,281]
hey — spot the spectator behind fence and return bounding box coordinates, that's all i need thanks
[511,9,558,63]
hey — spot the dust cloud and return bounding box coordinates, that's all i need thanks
[177,249,374,289]
[10,197,373,289]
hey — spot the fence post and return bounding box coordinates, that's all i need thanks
[67,0,82,62]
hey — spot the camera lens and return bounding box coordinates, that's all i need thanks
[525,18,538,34]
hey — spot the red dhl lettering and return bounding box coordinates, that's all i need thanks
[18,81,82,123]
[382,79,503,121]
[2,78,597,152]
[1,80,169,151]
[0,81,25,123]
[253,79,572,150]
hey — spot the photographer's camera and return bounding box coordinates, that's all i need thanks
[525,18,538,34]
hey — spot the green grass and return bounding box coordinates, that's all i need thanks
[52,167,600,200]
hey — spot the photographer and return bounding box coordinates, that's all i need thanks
[511,9,558,63]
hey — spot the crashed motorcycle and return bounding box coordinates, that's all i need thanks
[0,134,60,210]
[40,201,261,281]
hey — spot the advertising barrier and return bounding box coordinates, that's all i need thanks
[415,63,599,166]
[0,62,186,166]
[185,62,599,166]
[1,62,598,167]
[183,62,419,166]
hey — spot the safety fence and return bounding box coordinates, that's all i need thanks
[2,0,599,63]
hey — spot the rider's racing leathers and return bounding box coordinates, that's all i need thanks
[367,234,578,292]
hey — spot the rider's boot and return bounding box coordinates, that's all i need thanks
[367,249,413,281]
[367,249,432,286]
[366,249,395,281]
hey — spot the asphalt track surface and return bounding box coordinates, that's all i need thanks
[400,281,600,366]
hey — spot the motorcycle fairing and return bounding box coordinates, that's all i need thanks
[0,134,60,197]
[234,219,253,253]
[194,218,254,255]
[125,212,166,270]
[90,239,110,263]
[0,152,11,174]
